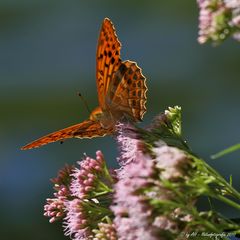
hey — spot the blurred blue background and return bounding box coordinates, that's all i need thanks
[1,0,240,239]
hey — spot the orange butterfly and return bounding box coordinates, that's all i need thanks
[21,18,147,150]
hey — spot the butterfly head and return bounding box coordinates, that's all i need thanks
[90,106,104,121]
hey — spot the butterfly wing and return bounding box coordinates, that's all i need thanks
[96,18,122,109]
[106,60,147,121]
[22,18,146,151]
[21,120,113,150]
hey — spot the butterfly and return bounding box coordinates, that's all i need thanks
[21,18,147,150]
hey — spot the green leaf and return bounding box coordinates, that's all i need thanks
[211,143,240,159]
[230,174,233,187]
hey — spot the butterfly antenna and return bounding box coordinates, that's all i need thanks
[77,92,91,115]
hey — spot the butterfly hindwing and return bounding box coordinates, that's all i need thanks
[96,18,122,109]
[106,60,147,121]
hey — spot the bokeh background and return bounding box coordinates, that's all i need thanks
[1,0,240,239]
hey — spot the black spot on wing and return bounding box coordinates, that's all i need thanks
[118,63,127,76]
[98,54,103,59]
[111,57,115,64]
[127,78,132,85]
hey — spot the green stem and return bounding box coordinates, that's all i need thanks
[86,200,113,216]
[194,156,240,200]
[189,206,221,232]
[97,181,113,193]
[103,165,114,183]
[93,189,113,197]
[214,194,240,210]
[204,162,240,199]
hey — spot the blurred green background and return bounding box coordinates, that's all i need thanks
[1,0,240,239]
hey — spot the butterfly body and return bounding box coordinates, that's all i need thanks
[21,18,147,150]
[89,106,115,129]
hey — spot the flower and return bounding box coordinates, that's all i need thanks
[153,142,192,180]
[51,164,75,198]
[44,151,115,240]
[112,137,157,239]
[63,199,91,239]
[92,222,117,240]
[112,133,194,240]
[112,110,197,239]
[197,0,240,44]
[43,164,74,223]
[197,0,231,44]
[70,150,113,199]
[116,123,140,167]
[44,197,65,223]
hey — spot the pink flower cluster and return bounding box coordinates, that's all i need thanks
[44,197,65,223]
[116,123,140,168]
[111,126,193,240]
[111,154,159,240]
[197,0,240,43]
[153,142,191,180]
[44,165,74,223]
[64,199,91,239]
[70,151,110,199]
[92,222,117,240]
[44,151,115,240]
